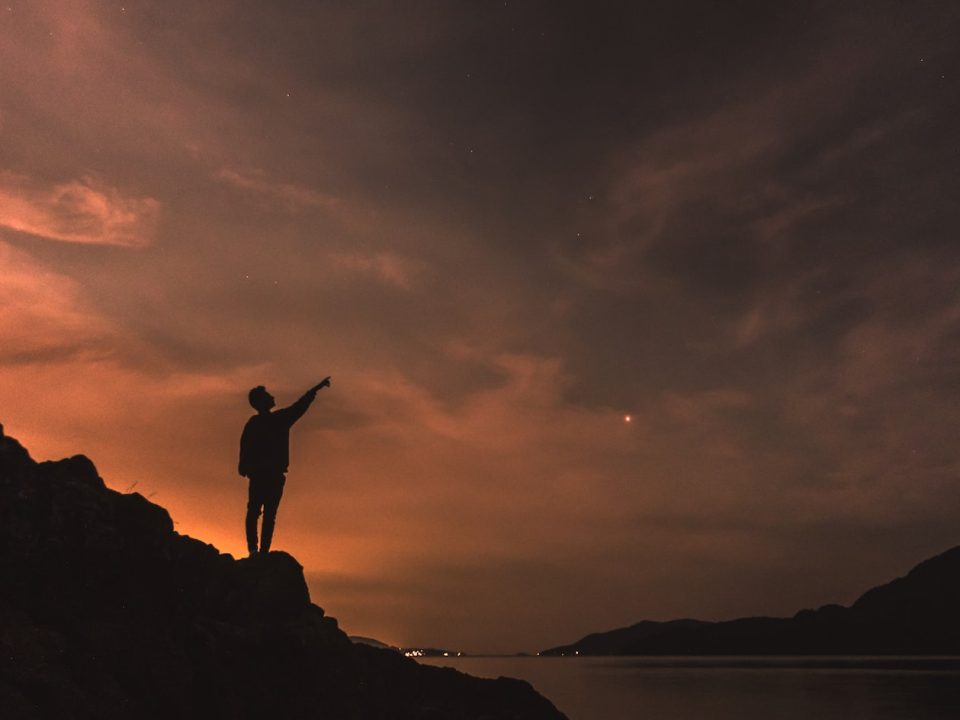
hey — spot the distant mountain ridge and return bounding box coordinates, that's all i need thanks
[0,425,564,719]
[542,546,960,656]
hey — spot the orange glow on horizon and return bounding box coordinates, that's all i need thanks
[4,0,959,656]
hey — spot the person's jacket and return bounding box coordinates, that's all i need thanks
[238,392,314,478]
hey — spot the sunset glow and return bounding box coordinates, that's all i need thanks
[2,2,959,655]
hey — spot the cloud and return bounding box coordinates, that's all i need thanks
[214,168,340,213]
[328,251,422,290]
[552,38,901,300]
[3,0,959,654]
[0,173,159,247]
[0,240,113,364]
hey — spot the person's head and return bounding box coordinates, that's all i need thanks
[248,385,275,413]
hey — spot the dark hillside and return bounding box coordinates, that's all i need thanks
[542,547,960,657]
[0,426,565,719]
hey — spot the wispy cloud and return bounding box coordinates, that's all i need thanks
[215,168,340,213]
[553,43,891,294]
[328,251,422,290]
[0,239,119,369]
[0,173,159,247]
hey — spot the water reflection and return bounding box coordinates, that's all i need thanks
[419,656,960,720]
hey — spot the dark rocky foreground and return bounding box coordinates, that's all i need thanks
[0,427,565,719]
[542,545,960,657]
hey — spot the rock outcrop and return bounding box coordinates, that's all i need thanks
[0,426,565,719]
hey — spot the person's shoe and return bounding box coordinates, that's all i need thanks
[248,549,258,558]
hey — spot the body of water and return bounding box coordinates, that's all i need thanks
[419,656,960,720]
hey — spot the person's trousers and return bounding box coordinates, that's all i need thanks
[246,473,286,553]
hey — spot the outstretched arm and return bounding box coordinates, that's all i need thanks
[309,376,332,394]
[278,377,332,426]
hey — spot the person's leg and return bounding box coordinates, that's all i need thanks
[259,474,286,553]
[246,476,266,555]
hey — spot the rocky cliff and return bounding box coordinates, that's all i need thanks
[0,426,565,719]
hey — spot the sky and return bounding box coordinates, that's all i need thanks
[2,0,960,654]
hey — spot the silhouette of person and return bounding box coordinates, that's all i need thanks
[239,378,331,556]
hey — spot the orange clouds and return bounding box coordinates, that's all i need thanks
[0,240,112,363]
[0,173,159,247]
[3,0,960,656]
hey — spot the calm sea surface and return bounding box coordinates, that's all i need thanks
[419,656,960,720]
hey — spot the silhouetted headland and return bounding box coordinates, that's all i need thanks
[541,545,960,657]
[0,425,565,719]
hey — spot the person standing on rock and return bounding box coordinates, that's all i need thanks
[239,378,331,556]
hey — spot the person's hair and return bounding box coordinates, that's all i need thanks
[248,385,270,410]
